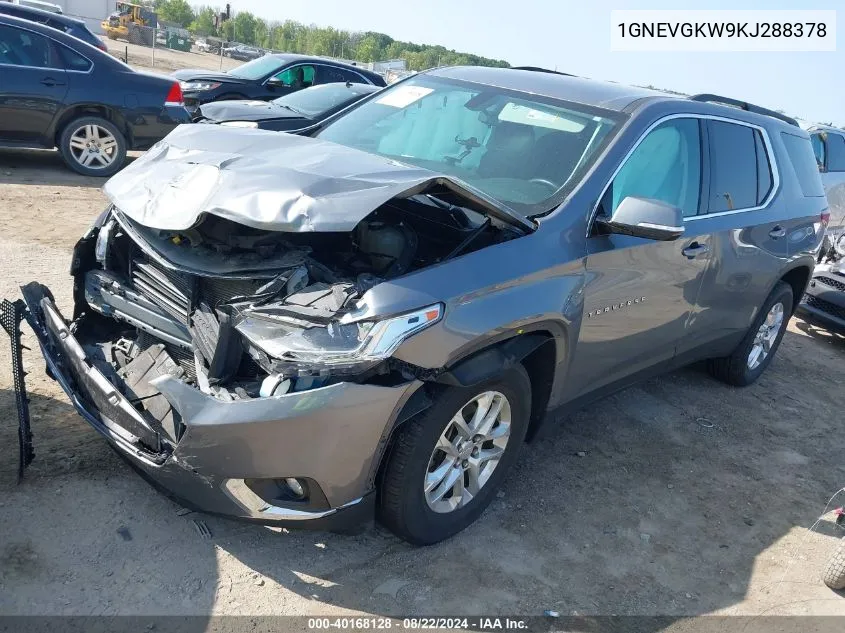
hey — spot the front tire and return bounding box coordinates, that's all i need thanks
[708,281,793,386]
[377,365,531,545]
[58,116,127,177]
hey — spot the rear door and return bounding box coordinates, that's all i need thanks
[678,117,789,357]
[0,23,68,145]
[566,117,710,398]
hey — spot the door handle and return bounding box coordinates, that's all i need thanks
[682,242,710,259]
[769,225,786,239]
[40,78,65,87]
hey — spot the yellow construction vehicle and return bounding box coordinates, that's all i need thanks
[101,2,158,47]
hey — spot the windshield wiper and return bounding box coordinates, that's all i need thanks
[278,104,304,115]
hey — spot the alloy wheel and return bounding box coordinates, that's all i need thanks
[68,124,119,170]
[747,301,785,370]
[424,390,511,514]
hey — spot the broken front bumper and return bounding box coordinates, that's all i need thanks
[15,284,421,529]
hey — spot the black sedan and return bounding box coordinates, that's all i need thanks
[193,82,381,132]
[0,2,106,51]
[172,54,386,112]
[0,14,190,176]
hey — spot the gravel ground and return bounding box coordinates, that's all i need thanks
[2,143,845,620]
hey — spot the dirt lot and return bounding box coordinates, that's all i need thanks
[2,156,845,619]
[106,39,242,75]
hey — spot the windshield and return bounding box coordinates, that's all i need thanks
[228,56,279,80]
[316,75,620,215]
[274,83,365,118]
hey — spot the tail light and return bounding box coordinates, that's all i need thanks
[165,82,184,106]
[821,211,830,227]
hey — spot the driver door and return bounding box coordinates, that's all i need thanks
[564,117,712,399]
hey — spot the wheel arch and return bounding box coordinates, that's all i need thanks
[368,327,564,491]
[52,105,132,149]
[778,262,814,313]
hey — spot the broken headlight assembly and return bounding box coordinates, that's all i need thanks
[236,304,443,373]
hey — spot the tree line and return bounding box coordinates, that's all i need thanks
[149,0,510,70]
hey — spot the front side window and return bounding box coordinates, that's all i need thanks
[272,65,315,88]
[0,24,54,67]
[810,133,826,169]
[707,120,760,213]
[826,133,845,172]
[317,75,620,215]
[604,118,702,218]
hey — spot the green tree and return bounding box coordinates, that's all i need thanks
[232,11,258,44]
[155,0,194,28]
[189,6,217,37]
[254,18,269,48]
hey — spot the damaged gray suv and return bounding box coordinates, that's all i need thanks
[3,67,828,544]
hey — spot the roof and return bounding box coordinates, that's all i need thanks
[263,54,382,79]
[0,2,83,26]
[428,66,672,111]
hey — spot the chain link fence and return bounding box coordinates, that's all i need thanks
[105,27,399,84]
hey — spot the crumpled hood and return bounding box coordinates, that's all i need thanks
[102,125,531,233]
[197,99,299,123]
[171,69,245,84]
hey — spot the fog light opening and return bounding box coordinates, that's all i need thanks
[284,477,306,499]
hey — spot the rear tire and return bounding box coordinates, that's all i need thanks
[58,116,127,177]
[823,538,845,590]
[707,281,793,386]
[377,365,531,545]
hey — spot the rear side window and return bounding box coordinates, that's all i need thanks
[781,132,826,197]
[56,42,91,71]
[827,133,845,172]
[319,65,366,84]
[707,120,767,212]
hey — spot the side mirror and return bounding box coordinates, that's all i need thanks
[599,196,684,241]
[266,77,284,88]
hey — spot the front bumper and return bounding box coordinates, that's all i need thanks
[798,266,845,331]
[18,284,420,529]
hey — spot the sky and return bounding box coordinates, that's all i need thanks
[230,0,842,125]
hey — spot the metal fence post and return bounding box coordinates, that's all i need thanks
[151,27,156,66]
[220,41,224,70]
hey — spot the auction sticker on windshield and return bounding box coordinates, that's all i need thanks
[376,85,434,108]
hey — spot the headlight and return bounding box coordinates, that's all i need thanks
[219,120,259,129]
[236,304,443,368]
[179,81,222,92]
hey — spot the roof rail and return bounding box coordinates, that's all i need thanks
[689,93,798,127]
[512,66,576,77]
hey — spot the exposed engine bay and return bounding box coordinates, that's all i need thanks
[72,191,518,446]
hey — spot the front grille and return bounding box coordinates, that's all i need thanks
[816,275,845,293]
[804,295,845,321]
[130,257,194,324]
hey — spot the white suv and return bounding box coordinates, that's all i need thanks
[807,125,845,260]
